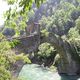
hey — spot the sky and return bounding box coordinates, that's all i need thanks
[0,0,9,26]
[0,0,22,26]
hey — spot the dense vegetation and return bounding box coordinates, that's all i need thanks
[0,33,31,80]
[0,0,80,79]
[39,0,80,56]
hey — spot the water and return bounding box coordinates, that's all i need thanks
[18,64,80,80]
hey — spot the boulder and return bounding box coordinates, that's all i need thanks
[2,28,15,37]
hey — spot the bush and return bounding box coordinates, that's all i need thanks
[0,66,11,80]
[38,42,56,58]
[9,39,21,48]
[15,53,31,64]
[0,33,31,80]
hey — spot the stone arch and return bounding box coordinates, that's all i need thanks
[41,33,80,75]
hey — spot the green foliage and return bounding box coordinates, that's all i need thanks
[39,0,80,58]
[39,16,55,30]
[7,0,46,9]
[68,17,80,55]
[0,39,14,69]
[39,1,76,33]
[39,0,80,63]
[7,0,17,4]
[27,10,35,20]
[15,53,31,63]
[0,33,31,79]
[4,10,27,37]
[68,16,80,39]
[38,42,56,58]
[41,29,49,37]
[49,65,57,72]
[3,0,80,75]
[0,66,11,80]
[5,0,46,36]
[68,27,80,40]
[9,39,21,48]
[75,17,80,32]
[0,35,15,79]
[60,1,76,13]
[0,33,6,40]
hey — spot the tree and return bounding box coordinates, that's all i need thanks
[39,0,80,75]
[4,0,46,36]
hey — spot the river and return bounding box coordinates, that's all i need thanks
[18,64,80,80]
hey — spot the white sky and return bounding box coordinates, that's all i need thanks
[0,0,22,26]
[0,0,9,25]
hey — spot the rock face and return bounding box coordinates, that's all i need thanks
[14,34,40,54]
[25,22,40,36]
[56,42,79,75]
[15,22,41,54]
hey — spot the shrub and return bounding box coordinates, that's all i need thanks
[9,39,21,48]
[0,33,31,80]
[0,66,11,80]
[38,42,56,58]
[15,53,31,64]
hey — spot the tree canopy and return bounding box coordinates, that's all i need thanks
[0,0,80,78]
